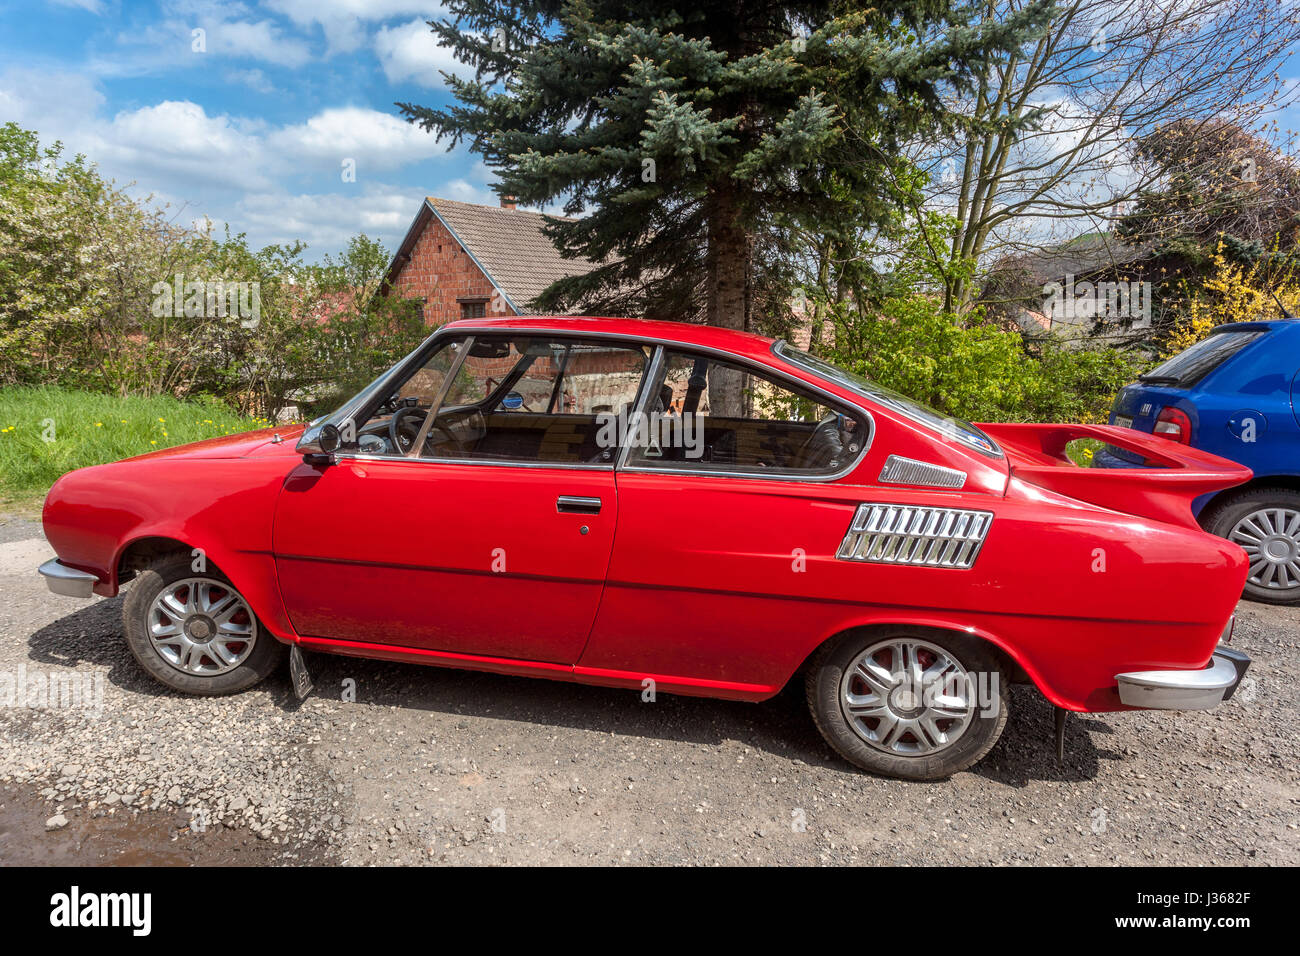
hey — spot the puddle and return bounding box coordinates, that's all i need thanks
[0,785,331,866]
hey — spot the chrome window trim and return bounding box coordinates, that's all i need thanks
[317,325,877,481]
[614,345,666,472]
[328,330,653,472]
[328,452,617,471]
[616,343,876,484]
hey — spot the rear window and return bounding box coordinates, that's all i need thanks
[1140,329,1267,387]
[773,341,1001,457]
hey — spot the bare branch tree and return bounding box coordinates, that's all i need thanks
[892,0,1300,311]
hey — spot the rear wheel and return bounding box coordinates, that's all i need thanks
[1204,488,1300,606]
[805,629,1008,780]
[123,555,285,695]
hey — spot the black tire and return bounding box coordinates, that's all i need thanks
[1203,487,1300,606]
[123,554,286,695]
[805,629,1009,781]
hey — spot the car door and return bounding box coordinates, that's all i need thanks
[273,333,652,664]
[577,348,875,691]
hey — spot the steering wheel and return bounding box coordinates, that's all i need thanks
[389,406,428,455]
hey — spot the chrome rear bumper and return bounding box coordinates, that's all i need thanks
[38,559,99,598]
[1115,646,1251,710]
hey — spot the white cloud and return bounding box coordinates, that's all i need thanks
[204,18,312,67]
[115,7,313,69]
[234,185,426,252]
[49,0,106,13]
[94,100,273,191]
[0,68,105,134]
[374,17,464,88]
[268,0,446,54]
[0,62,492,259]
[438,177,497,206]
[225,68,275,94]
[269,107,448,172]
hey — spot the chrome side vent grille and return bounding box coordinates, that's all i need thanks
[878,455,966,489]
[837,504,993,569]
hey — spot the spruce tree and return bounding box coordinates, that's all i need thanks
[398,1,1051,332]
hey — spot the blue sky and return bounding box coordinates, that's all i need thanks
[0,0,493,261]
[3,1,1299,266]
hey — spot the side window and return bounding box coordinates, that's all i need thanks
[625,350,868,475]
[353,335,651,464]
[445,338,649,464]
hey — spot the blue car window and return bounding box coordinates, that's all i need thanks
[1140,329,1267,388]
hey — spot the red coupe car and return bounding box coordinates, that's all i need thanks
[39,317,1252,779]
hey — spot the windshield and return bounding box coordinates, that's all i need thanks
[1140,328,1267,388]
[772,341,1001,457]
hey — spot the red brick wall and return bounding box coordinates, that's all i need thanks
[389,212,516,326]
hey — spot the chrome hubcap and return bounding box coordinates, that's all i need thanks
[840,638,975,756]
[1230,507,1300,591]
[147,577,257,676]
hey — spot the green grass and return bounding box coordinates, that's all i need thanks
[1065,437,1104,467]
[0,387,269,496]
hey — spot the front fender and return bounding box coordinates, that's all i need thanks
[42,457,299,642]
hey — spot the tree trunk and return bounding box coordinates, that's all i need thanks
[706,187,749,415]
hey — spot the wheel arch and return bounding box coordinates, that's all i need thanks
[790,614,1075,709]
[112,530,298,644]
[116,535,196,583]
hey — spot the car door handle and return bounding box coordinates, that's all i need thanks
[556,495,602,515]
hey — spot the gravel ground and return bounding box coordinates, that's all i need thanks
[1,508,1296,866]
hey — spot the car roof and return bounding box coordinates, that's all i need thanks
[1207,318,1300,334]
[440,315,782,363]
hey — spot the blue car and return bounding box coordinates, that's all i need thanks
[1097,318,1300,605]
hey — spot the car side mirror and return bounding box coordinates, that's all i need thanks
[299,423,341,466]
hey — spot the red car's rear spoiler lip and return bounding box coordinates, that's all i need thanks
[976,423,1253,529]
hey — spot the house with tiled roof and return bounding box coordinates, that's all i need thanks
[985,233,1154,341]
[381,196,605,324]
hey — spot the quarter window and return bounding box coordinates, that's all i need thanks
[624,350,868,475]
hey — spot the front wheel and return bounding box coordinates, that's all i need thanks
[805,630,1008,780]
[123,555,285,695]
[1203,487,1300,606]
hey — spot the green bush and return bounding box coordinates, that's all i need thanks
[825,297,1140,424]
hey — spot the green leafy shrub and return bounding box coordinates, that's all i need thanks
[824,297,1140,424]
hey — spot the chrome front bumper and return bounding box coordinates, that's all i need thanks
[38,559,99,598]
[1115,646,1251,710]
